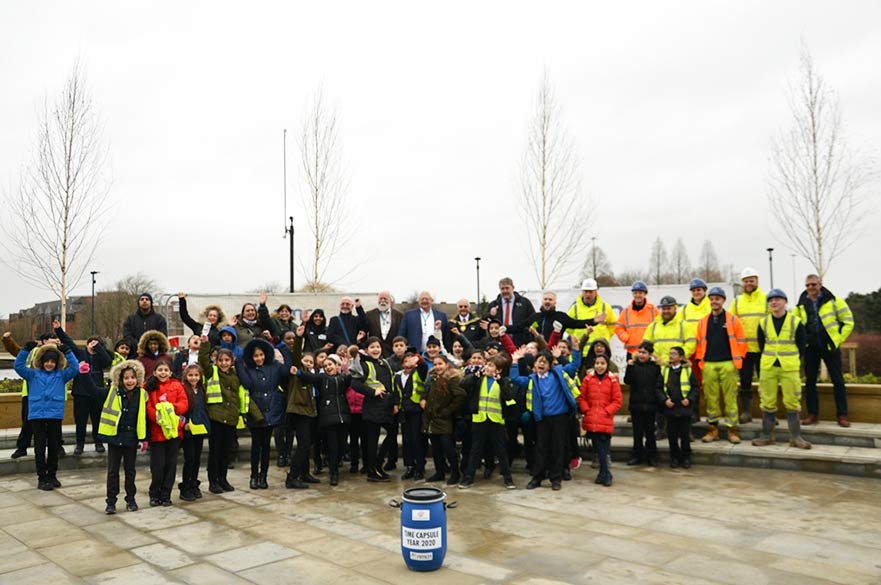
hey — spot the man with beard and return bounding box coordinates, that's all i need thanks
[327,296,367,349]
[123,293,168,341]
[508,291,594,342]
[363,291,403,357]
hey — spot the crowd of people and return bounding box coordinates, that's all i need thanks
[2,271,855,514]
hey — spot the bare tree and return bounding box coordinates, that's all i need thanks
[697,240,724,282]
[578,241,614,284]
[298,87,350,292]
[768,46,875,280]
[519,71,590,289]
[648,237,669,285]
[617,269,648,286]
[669,238,691,283]
[81,273,159,341]
[2,64,111,326]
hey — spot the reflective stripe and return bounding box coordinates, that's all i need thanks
[662,366,691,398]
[760,313,800,371]
[206,367,222,404]
[473,377,504,424]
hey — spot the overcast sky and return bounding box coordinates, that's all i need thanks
[1,1,879,317]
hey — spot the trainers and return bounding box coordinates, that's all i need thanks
[105,502,116,514]
[569,456,582,470]
[458,477,474,489]
[526,478,542,490]
[504,477,516,490]
[126,500,139,512]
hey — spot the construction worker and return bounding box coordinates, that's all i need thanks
[795,274,855,427]
[751,289,811,449]
[678,278,711,379]
[729,267,768,423]
[566,278,616,353]
[615,281,658,356]
[695,287,747,444]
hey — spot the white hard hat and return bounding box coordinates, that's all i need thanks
[580,278,598,291]
[740,267,759,280]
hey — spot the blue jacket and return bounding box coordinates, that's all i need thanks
[237,339,290,427]
[219,326,243,359]
[397,308,450,352]
[509,352,581,421]
[15,346,79,420]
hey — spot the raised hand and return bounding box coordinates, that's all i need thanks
[177,292,186,299]
[258,291,268,306]
[296,324,306,337]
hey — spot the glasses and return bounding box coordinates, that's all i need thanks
[806,282,819,287]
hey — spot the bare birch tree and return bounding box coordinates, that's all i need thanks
[697,240,723,282]
[669,238,691,283]
[578,241,614,284]
[299,87,350,292]
[519,71,590,289]
[2,64,111,326]
[767,46,874,280]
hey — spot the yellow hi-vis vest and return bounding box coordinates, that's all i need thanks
[759,313,800,372]
[794,296,854,349]
[98,387,147,440]
[473,376,504,424]
[731,288,769,352]
[525,371,580,413]
[155,401,181,439]
[567,295,616,347]
[364,361,389,393]
[21,348,39,397]
[661,366,691,400]
[408,369,426,405]
[205,365,249,411]
[644,317,693,363]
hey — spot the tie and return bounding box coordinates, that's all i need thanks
[504,300,511,326]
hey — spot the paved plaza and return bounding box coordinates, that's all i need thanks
[0,462,878,584]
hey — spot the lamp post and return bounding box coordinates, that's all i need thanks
[766,247,775,289]
[791,254,796,299]
[90,271,98,335]
[286,216,295,293]
[474,257,481,313]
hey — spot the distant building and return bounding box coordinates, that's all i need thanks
[7,297,88,339]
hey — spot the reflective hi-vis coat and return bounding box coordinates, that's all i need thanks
[473,376,504,424]
[678,297,711,347]
[758,313,801,372]
[794,294,854,349]
[408,369,426,405]
[566,294,616,347]
[642,315,695,365]
[98,387,147,440]
[730,288,769,353]
[205,365,250,427]
[615,301,658,354]
[695,311,748,370]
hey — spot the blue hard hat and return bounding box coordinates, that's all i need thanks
[708,286,726,299]
[767,288,788,301]
[631,280,648,293]
[689,278,708,290]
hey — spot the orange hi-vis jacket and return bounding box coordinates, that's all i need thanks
[615,301,658,354]
[694,310,748,370]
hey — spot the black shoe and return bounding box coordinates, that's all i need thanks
[377,468,390,480]
[286,474,309,489]
[670,460,680,469]
[149,498,161,507]
[179,489,196,502]
[482,465,495,480]
[647,457,658,468]
[367,471,390,483]
[161,499,172,507]
[504,477,516,490]
[626,457,642,466]
[277,455,286,467]
[250,477,259,490]
[526,478,542,490]
[95,442,105,454]
[209,483,224,494]
[105,502,116,514]
[74,445,84,456]
[595,475,604,484]
[401,467,415,480]
[682,458,692,469]
[37,480,53,491]
[551,480,562,491]
[300,472,320,484]
[349,464,359,474]
[10,448,27,459]
[330,472,339,486]
[561,468,571,481]
[360,466,369,475]
[126,500,139,512]
[58,446,66,458]
[426,472,444,482]
[458,477,474,489]
[193,482,203,499]
[413,470,425,482]
[220,479,235,492]
[383,461,397,471]
[258,475,268,490]
[447,473,460,486]
[50,477,61,488]
[603,474,613,487]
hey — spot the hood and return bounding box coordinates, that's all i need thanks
[199,304,227,327]
[586,338,613,360]
[33,343,69,370]
[137,330,171,356]
[219,325,239,346]
[243,338,276,368]
[110,359,146,388]
[306,309,327,333]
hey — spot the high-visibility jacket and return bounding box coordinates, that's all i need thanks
[794,295,854,349]
[730,288,769,353]
[642,316,695,364]
[98,386,147,440]
[678,297,712,347]
[615,301,658,354]
[695,311,748,370]
[155,401,181,440]
[21,348,38,397]
[661,366,692,400]
[206,365,249,412]
[408,369,426,405]
[759,313,801,372]
[472,376,505,424]
[566,294,616,347]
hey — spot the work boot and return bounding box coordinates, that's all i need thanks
[751,412,777,446]
[701,424,719,443]
[801,414,819,425]
[739,393,753,424]
[728,427,741,444]
[788,412,812,449]
[837,416,851,428]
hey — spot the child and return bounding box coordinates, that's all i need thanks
[578,355,623,486]
[218,326,243,359]
[395,349,429,481]
[624,340,662,467]
[137,330,172,378]
[294,354,352,486]
[8,332,79,490]
[459,355,516,490]
[422,355,466,485]
[387,336,408,373]
[238,339,288,489]
[345,361,366,474]
[284,335,318,490]
[656,347,699,469]
[113,339,134,364]
[145,360,188,506]
[351,338,398,482]
[179,364,211,501]
[172,335,202,379]
[98,360,147,513]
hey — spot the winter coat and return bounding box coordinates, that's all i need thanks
[178,297,225,347]
[351,355,398,424]
[327,308,366,348]
[237,339,290,428]
[182,382,211,438]
[284,337,317,418]
[136,330,172,378]
[145,377,188,442]
[297,370,352,428]
[655,365,699,418]
[216,326,244,359]
[623,359,661,413]
[271,316,297,340]
[14,344,79,420]
[55,327,112,399]
[422,369,466,434]
[233,304,275,348]
[578,370,622,435]
[486,292,537,346]
[123,303,168,341]
[302,309,332,354]
[198,342,260,426]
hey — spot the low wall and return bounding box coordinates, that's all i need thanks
[0,394,75,429]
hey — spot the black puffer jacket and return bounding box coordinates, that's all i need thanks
[55,328,112,399]
[351,355,397,424]
[623,359,662,413]
[298,370,352,428]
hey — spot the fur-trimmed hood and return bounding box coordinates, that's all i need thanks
[243,338,276,368]
[199,304,227,327]
[33,343,68,370]
[137,330,171,357]
[109,359,146,388]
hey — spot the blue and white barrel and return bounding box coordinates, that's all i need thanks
[399,487,447,571]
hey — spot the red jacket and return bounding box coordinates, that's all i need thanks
[146,378,189,442]
[577,370,622,434]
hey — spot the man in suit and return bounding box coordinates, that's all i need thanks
[398,290,450,352]
[485,277,536,346]
[450,298,484,345]
[364,291,404,357]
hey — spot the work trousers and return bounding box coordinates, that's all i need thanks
[759,367,802,413]
[149,438,180,501]
[208,422,237,484]
[631,410,657,460]
[402,411,426,472]
[32,418,62,481]
[181,435,204,487]
[533,413,568,482]
[465,421,510,479]
[73,394,101,448]
[249,426,273,477]
[703,361,739,427]
[804,346,848,417]
[106,444,137,504]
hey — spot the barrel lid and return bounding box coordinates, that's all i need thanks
[402,487,445,503]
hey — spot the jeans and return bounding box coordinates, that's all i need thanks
[107,444,137,504]
[804,346,848,416]
[149,438,180,501]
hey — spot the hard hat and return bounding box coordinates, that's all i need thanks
[658,296,677,308]
[740,267,759,280]
[631,281,648,293]
[766,288,788,301]
[580,278,598,291]
[708,286,727,299]
[689,278,708,290]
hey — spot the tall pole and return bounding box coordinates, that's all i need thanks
[283,129,295,293]
[475,257,481,313]
[766,247,775,289]
[791,254,796,299]
[90,271,98,335]
[288,216,295,293]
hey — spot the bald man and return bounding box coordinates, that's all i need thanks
[398,291,451,352]
[364,291,404,356]
[327,296,367,348]
[450,298,484,344]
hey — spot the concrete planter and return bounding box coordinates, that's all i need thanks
[0,393,75,428]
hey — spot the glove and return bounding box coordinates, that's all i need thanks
[158,393,168,403]
[498,326,507,337]
[520,410,532,424]
[78,362,91,374]
[24,341,38,352]
[144,376,159,391]
[552,321,563,333]
[57,343,70,353]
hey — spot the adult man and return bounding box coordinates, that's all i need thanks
[398,291,450,352]
[450,299,484,344]
[751,289,811,449]
[643,296,694,365]
[695,287,747,444]
[566,278,616,350]
[509,291,593,342]
[678,279,712,381]
[363,291,403,356]
[486,277,536,347]
[795,274,854,427]
[122,293,168,341]
[615,281,658,356]
[327,296,367,348]
[729,267,768,423]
